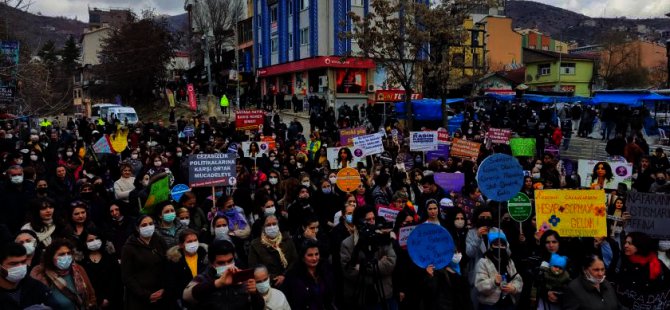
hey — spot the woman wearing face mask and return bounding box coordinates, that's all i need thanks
[267,170,282,196]
[154,201,188,249]
[391,210,425,309]
[474,232,523,310]
[531,160,543,180]
[466,208,506,295]
[114,163,136,203]
[25,150,46,177]
[251,199,289,239]
[127,173,152,217]
[29,238,97,309]
[63,201,98,255]
[248,215,298,288]
[121,215,176,310]
[292,215,331,263]
[615,232,670,309]
[563,255,620,310]
[209,215,233,243]
[126,150,144,176]
[146,154,172,180]
[329,201,356,308]
[287,186,315,234]
[21,198,60,249]
[166,229,209,305]
[103,202,134,259]
[15,230,42,271]
[79,230,122,309]
[282,240,336,309]
[313,179,342,229]
[445,208,470,272]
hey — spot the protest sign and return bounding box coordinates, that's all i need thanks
[241,141,270,158]
[434,173,465,193]
[578,159,633,190]
[353,133,384,156]
[339,126,367,146]
[407,223,455,269]
[327,146,366,169]
[426,144,450,162]
[437,129,450,144]
[187,83,197,111]
[261,136,277,150]
[336,168,361,192]
[626,192,670,239]
[507,192,532,222]
[235,110,265,131]
[399,225,417,247]
[476,154,524,201]
[450,138,480,161]
[92,136,113,154]
[378,207,400,224]
[143,175,170,214]
[109,128,128,152]
[183,125,195,138]
[409,131,438,151]
[188,153,237,187]
[170,184,190,202]
[535,189,607,237]
[487,128,512,144]
[509,138,536,157]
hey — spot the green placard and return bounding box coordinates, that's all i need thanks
[507,192,532,222]
[510,138,536,157]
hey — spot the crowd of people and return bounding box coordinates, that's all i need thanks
[0,98,669,310]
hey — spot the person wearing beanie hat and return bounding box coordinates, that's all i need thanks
[474,230,523,308]
[531,253,571,310]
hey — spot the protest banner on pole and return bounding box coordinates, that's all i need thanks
[450,138,480,161]
[535,189,607,237]
[409,131,438,151]
[509,138,536,157]
[378,207,400,224]
[353,133,384,156]
[476,154,524,202]
[625,192,670,239]
[241,141,271,158]
[335,167,361,192]
[577,159,633,190]
[407,224,455,269]
[143,174,170,215]
[92,136,113,154]
[188,153,237,187]
[339,126,367,146]
[235,110,265,131]
[487,128,512,144]
[399,225,417,247]
[434,173,465,193]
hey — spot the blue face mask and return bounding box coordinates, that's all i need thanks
[216,264,232,277]
[56,254,73,270]
[345,214,353,224]
[224,209,237,217]
[256,279,271,294]
[163,212,176,223]
[322,188,332,194]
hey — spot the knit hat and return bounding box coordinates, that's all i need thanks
[550,253,567,269]
[488,231,508,247]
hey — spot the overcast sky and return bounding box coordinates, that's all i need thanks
[27,0,670,20]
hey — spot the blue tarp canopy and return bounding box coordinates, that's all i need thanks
[640,93,670,102]
[485,93,591,104]
[485,93,516,102]
[395,98,465,121]
[591,92,649,107]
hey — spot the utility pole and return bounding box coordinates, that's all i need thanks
[666,39,669,89]
[234,23,240,110]
[203,29,215,116]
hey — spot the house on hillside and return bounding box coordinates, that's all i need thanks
[522,48,596,97]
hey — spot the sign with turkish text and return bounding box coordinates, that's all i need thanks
[625,192,670,239]
[409,131,438,151]
[375,90,422,102]
[487,128,512,144]
[335,167,361,192]
[476,154,524,202]
[508,192,533,222]
[188,153,237,187]
[327,146,366,169]
[434,173,465,193]
[353,133,384,156]
[399,225,417,247]
[535,189,607,237]
[378,207,400,224]
[450,138,480,161]
[235,110,265,131]
[407,224,455,269]
[339,126,367,146]
[577,159,633,190]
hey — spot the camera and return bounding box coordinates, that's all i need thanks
[356,216,392,249]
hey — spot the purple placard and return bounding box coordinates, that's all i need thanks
[434,173,465,193]
[426,144,450,162]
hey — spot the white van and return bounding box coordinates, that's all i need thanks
[91,103,120,120]
[107,107,139,125]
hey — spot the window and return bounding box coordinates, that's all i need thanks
[271,36,278,53]
[352,0,363,6]
[300,27,309,45]
[289,33,293,48]
[560,63,576,75]
[300,0,308,10]
[270,5,278,22]
[538,64,551,76]
[452,53,464,67]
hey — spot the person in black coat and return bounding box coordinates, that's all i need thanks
[0,243,56,310]
[282,240,336,310]
[79,229,123,309]
[167,229,209,308]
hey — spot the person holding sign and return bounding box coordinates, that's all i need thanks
[474,231,523,310]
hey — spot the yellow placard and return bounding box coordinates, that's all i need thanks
[535,189,607,237]
[110,127,129,153]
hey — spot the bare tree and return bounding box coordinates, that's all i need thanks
[598,31,648,89]
[1,0,33,10]
[191,0,245,64]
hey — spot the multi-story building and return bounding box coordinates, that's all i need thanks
[253,0,379,110]
[523,48,596,97]
[517,28,569,54]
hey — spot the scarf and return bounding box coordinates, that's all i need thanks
[261,231,289,268]
[45,265,91,309]
[628,253,662,281]
[34,223,56,246]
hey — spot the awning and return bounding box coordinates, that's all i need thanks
[395,98,465,121]
[640,93,670,102]
[591,92,648,107]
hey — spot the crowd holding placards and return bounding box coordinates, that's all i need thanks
[0,100,669,310]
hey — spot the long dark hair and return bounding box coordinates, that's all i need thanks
[42,238,75,271]
[28,198,56,233]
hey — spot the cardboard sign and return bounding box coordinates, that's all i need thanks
[487,128,512,144]
[626,192,670,239]
[426,144,450,162]
[261,136,277,150]
[535,189,607,237]
[235,110,265,131]
[327,146,366,169]
[170,184,190,202]
[399,225,417,247]
[510,138,536,157]
[339,126,367,146]
[578,159,633,190]
[353,133,384,156]
[335,167,361,192]
[434,173,465,193]
[378,207,400,224]
[477,154,524,201]
[92,136,113,154]
[410,131,438,151]
[241,141,270,158]
[508,192,532,222]
[450,138,480,161]
[188,153,237,187]
[407,223,455,269]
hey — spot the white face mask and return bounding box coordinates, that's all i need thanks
[613,226,623,235]
[297,163,304,169]
[154,161,162,167]
[131,154,139,160]
[10,175,23,184]
[180,219,190,226]
[532,173,541,179]
[452,252,463,264]
[30,155,38,161]
[302,181,311,187]
[216,264,233,277]
[66,152,73,157]
[176,152,183,157]
[184,241,199,254]
[139,225,155,238]
[659,241,670,252]
[454,219,466,229]
[3,264,27,283]
[215,226,229,240]
[269,177,278,185]
[584,271,606,285]
[264,207,276,216]
[22,241,36,255]
[329,177,337,184]
[256,279,271,294]
[86,239,102,251]
[264,225,280,238]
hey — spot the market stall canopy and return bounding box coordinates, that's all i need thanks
[395,98,465,121]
